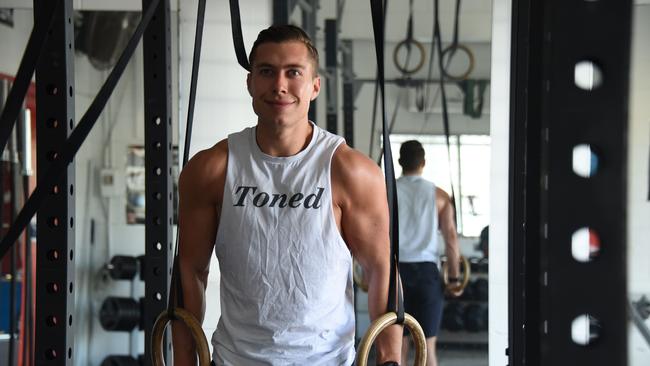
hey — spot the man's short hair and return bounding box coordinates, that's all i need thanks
[249,24,319,76]
[398,140,425,171]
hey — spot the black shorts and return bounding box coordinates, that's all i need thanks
[399,261,444,338]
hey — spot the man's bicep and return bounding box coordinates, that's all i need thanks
[341,178,390,268]
[179,201,217,270]
[178,173,219,275]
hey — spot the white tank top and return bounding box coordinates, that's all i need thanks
[396,175,439,262]
[212,123,355,365]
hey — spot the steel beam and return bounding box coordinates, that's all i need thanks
[142,0,173,364]
[509,1,632,365]
[34,0,76,364]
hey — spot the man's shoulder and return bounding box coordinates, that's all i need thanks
[332,144,380,175]
[331,144,384,193]
[180,139,228,190]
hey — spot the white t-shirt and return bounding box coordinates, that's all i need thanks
[212,123,355,365]
[396,175,439,263]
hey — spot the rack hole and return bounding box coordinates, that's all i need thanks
[47,282,59,293]
[45,348,57,360]
[571,314,600,345]
[47,84,58,95]
[574,61,603,91]
[47,250,60,261]
[572,144,599,178]
[46,315,58,327]
[571,227,600,262]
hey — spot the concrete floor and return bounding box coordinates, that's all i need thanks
[364,347,488,366]
[437,349,488,366]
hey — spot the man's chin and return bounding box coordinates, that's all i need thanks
[260,114,299,127]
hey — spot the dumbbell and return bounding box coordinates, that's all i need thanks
[473,278,489,301]
[442,303,465,332]
[106,255,139,280]
[99,297,143,332]
[101,355,140,366]
[469,257,482,273]
[478,258,489,273]
[464,303,488,332]
[458,279,475,301]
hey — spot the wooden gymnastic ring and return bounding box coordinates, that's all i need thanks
[356,312,426,366]
[151,308,211,366]
[393,38,426,75]
[440,44,475,81]
[442,255,471,293]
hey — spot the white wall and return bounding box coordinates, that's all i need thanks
[488,0,511,365]
[628,4,650,365]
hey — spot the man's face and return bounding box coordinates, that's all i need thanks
[247,41,320,128]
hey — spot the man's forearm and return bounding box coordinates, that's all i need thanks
[172,265,208,364]
[366,266,402,363]
[443,232,461,277]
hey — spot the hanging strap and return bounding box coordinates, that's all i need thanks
[168,0,206,319]
[370,0,404,325]
[0,0,160,260]
[368,1,387,160]
[451,0,461,50]
[406,0,414,45]
[434,0,458,220]
[229,0,251,71]
[0,0,61,154]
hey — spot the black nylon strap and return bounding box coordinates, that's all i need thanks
[370,0,404,324]
[406,0,414,43]
[442,0,462,65]
[434,0,458,216]
[168,0,206,316]
[368,1,387,160]
[229,0,251,71]
[0,0,160,260]
[0,0,61,154]
[452,0,461,49]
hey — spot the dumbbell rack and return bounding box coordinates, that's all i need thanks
[438,257,489,350]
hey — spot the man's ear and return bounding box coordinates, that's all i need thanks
[246,73,252,96]
[311,75,321,101]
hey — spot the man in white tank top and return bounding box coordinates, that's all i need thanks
[396,140,462,366]
[172,25,401,365]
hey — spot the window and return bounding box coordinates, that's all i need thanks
[389,134,490,237]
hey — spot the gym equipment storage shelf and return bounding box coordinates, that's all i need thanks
[438,257,488,350]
